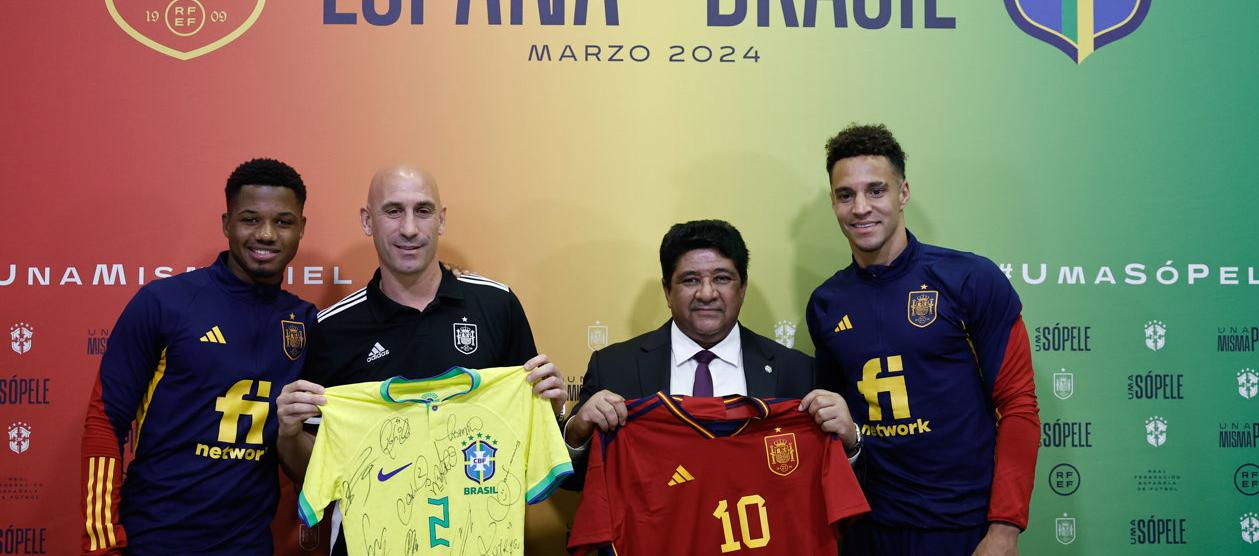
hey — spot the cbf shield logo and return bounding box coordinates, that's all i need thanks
[773,320,797,348]
[1242,513,1259,544]
[1005,0,1151,64]
[1144,320,1167,351]
[453,322,478,355]
[587,321,608,351]
[8,422,31,455]
[1145,416,1168,447]
[463,437,497,483]
[907,289,938,328]
[1053,369,1074,400]
[1056,513,1077,545]
[281,320,305,361]
[1239,368,1258,400]
[10,323,33,355]
[764,432,799,477]
[106,0,266,61]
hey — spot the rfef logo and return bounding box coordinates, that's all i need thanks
[1005,0,1151,64]
[105,0,266,60]
[1235,464,1259,496]
[1048,463,1080,495]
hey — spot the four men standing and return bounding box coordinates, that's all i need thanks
[81,125,1039,555]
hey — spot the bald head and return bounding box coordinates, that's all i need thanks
[361,164,447,282]
[368,164,441,208]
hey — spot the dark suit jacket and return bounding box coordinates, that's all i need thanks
[563,321,815,488]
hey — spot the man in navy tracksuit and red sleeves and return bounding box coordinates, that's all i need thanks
[807,124,1040,555]
[79,159,315,555]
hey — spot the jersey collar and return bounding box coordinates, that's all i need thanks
[379,366,482,405]
[366,265,466,322]
[655,393,770,439]
[851,230,920,283]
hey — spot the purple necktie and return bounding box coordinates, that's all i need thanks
[692,350,717,397]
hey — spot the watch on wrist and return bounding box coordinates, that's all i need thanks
[846,426,863,455]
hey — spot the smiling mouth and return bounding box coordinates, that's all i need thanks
[849,222,879,231]
[248,247,279,262]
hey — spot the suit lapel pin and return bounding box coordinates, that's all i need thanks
[764,365,772,373]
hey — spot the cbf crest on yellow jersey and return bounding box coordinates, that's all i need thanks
[298,366,573,555]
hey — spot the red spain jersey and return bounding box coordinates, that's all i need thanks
[569,394,869,555]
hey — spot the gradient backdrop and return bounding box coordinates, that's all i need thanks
[1,1,1257,554]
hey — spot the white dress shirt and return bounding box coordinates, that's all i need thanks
[669,322,746,396]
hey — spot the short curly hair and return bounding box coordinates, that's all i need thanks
[225,158,307,208]
[824,123,906,178]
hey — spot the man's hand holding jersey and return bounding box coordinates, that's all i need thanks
[523,353,568,416]
[565,390,628,448]
[277,352,567,434]
[564,388,858,454]
[276,380,326,437]
[799,389,861,454]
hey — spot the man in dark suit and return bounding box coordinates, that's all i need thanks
[563,220,861,471]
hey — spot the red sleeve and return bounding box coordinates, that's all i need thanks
[986,316,1040,530]
[81,288,165,554]
[567,431,616,555]
[823,432,870,528]
[81,375,127,554]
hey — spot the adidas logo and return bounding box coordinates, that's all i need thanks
[834,315,854,332]
[199,326,227,344]
[667,465,695,486]
[366,342,390,363]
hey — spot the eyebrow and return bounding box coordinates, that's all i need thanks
[237,209,297,217]
[381,200,436,209]
[834,180,888,191]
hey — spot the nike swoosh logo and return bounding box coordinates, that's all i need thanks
[377,463,412,482]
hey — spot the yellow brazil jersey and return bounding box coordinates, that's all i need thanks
[297,366,573,556]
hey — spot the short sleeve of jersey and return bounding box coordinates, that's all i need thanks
[822,433,869,525]
[567,431,615,554]
[524,385,573,504]
[297,390,350,527]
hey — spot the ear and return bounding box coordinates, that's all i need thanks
[898,180,911,211]
[298,215,307,239]
[437,206,447,236]
[360,206,372,236]
[662,279,673,307]
[221,212,229,238]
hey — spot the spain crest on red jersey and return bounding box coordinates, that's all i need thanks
[764,432,799,477]
[105,0,266,60]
